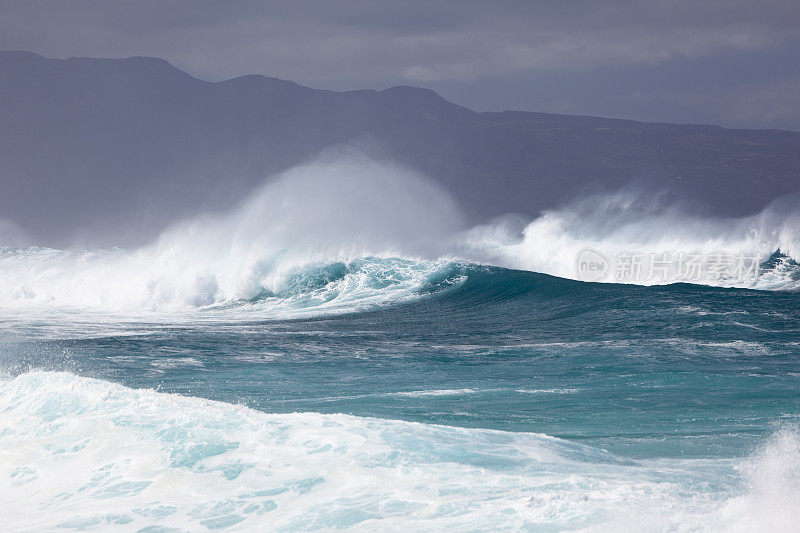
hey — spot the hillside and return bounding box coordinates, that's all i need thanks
[1,51,799,245]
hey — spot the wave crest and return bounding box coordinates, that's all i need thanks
[460,189,800,290]
[1,157,799,319]
[0,155,464,315]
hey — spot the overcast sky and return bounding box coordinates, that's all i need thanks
[2,0,799,130]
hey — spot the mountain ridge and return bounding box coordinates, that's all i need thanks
[1,51,799,245]
[6,51,800,132]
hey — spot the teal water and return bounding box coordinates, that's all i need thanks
[2,260,799,530]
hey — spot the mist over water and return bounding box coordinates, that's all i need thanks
[0,219,29,249]
[0,153,798,320]
[0,154,465,314]
[462,188,800,290]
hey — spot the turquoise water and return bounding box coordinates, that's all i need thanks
[2,258,799,531]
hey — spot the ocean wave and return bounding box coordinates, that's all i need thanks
[0,157,799,320]
[0,247,796,331]
[459,190,800,291]
[0,155,465,316]
[1,372,798,531]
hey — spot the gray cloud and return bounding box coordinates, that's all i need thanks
[1,0,799,129]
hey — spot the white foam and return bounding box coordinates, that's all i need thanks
[1,372,798,531]
[0,154,462,318]
[711,428,800,531]
[459,189,800,290]
[390,388,477,397]
[591,426,800,533]
[515,388,580,395]
[1,158,799,325]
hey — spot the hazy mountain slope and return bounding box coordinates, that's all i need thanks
[1,51,799,245]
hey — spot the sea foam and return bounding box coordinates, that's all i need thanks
[1,372,798,531]
[0,156,798,321]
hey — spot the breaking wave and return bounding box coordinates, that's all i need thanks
[1,371,798,531]
[0,155,464,317]
[0,156,798,320]
[460,189,800,291]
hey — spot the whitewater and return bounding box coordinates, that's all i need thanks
[2,154,800,531]
[1,155,799,317]
[2,371,799,532]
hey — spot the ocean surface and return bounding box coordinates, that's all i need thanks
[1,161,799,531]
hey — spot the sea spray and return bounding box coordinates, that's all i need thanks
[459,189,800,289]
[1,157,799,321]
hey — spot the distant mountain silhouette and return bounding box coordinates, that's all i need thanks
[1,51,799,245]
